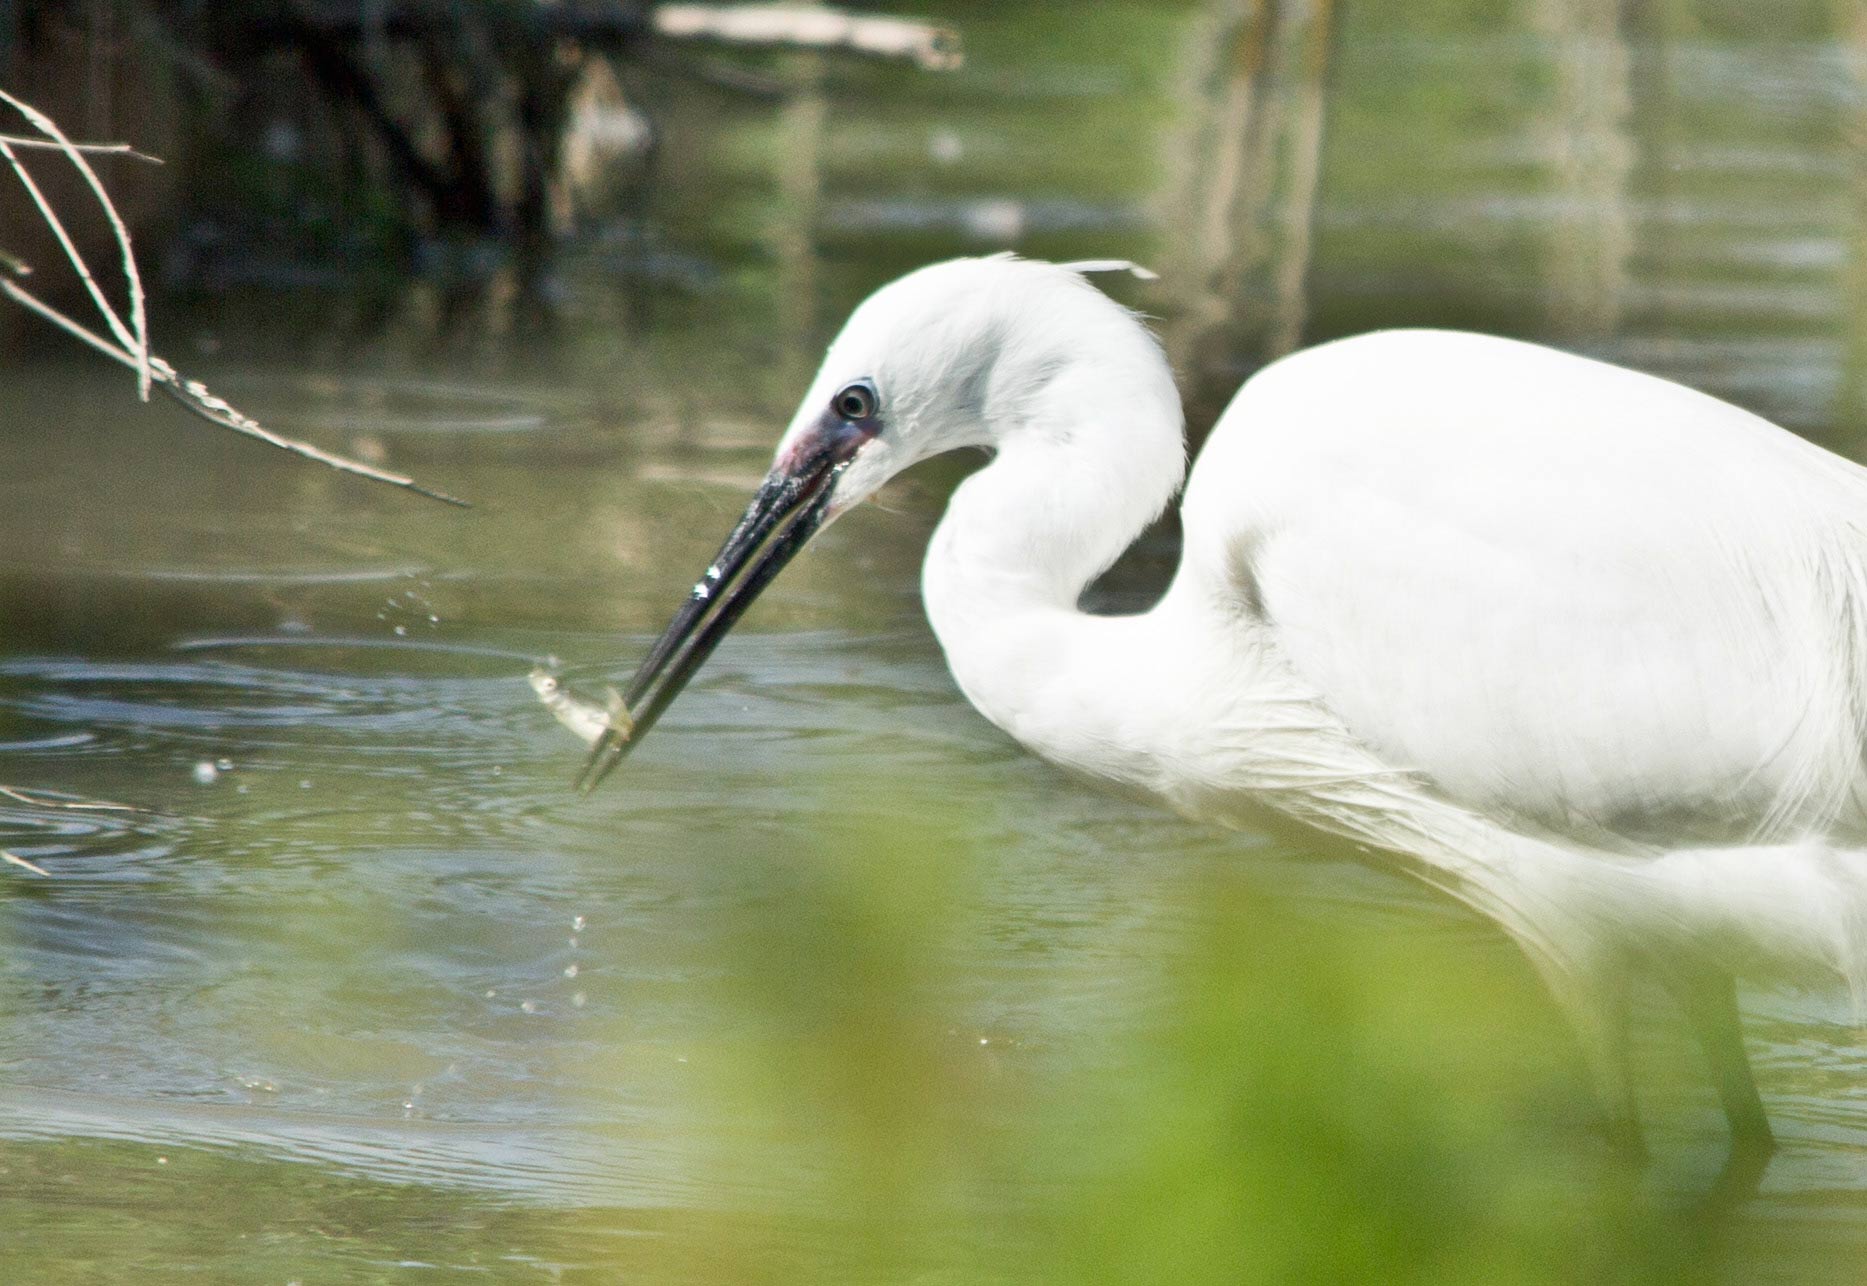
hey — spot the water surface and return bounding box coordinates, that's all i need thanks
[3,3,1867,1280]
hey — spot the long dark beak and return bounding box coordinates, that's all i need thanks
[576,414,870,792]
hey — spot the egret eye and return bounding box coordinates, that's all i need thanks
[833,381,878,422]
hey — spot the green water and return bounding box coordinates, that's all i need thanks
[3,2,1867,1280]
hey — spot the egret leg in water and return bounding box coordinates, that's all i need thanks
[580,254,1867,1185]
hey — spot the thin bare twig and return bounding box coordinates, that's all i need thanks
[1,851,49,877]
[0,94,469,508]
[0,784,141,812]
[0,276,470,507]
[0,136,164,163]
[0,88,151,398]
[0,785,132,876]
[0,137,145,385]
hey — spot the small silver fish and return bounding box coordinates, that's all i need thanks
[529,667,632,748]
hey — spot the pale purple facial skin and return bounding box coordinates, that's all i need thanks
[776,401,880,479]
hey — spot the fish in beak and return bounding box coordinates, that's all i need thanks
[577,396,879,792]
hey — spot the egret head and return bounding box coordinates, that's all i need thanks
[578,254,1159,789]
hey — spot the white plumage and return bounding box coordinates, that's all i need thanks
[1217,332,1867,851]
[606,254,1867,1170]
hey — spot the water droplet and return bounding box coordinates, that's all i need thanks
[156,1156,169,1166]
[928,128,963,165]
[520,999,539,1014]
[298,779,313,790]
[571,915,586,932]
[216,757,233,771]
[571,991,586,1008]
[484,989,496,998]
[393,625,408,637]
[191,760,219,785]
[563,963,579,978]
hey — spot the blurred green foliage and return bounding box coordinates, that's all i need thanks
[556,798,1730,1284]
[0,796,1735,1284]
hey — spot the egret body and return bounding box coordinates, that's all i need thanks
[586,255,1867,1168]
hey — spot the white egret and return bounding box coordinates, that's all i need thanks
[582,254,1867,1173]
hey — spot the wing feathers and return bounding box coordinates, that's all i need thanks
[1188,330,1867,847]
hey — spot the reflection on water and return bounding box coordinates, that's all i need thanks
[1158,0,1336,419]
[1532,0,1635,338]
[5,2,1867,1280]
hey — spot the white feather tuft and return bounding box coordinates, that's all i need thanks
[1060,259,1159,281]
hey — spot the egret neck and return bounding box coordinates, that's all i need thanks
[921,339,1192,791]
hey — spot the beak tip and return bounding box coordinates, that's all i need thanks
[590,442,841,786]
[574,724,636,794]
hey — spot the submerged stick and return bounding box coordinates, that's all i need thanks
[0,785,139,812]
[0,785,142,878]
[1,851,48,877]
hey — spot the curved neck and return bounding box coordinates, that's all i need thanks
[922,364,1187,786]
